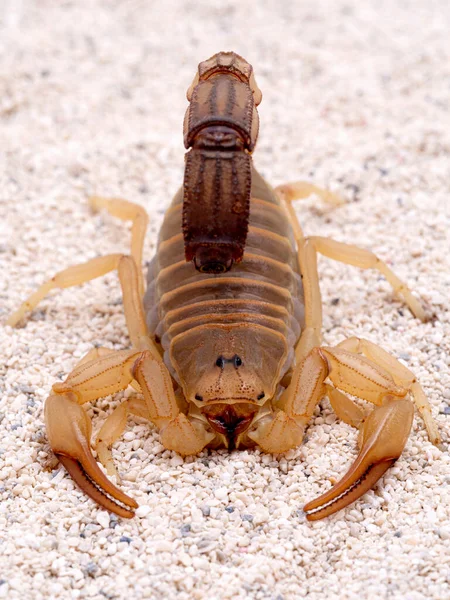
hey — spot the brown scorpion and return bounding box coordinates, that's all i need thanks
[8,52,440,520]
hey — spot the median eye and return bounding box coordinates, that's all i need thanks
[215,357,225,369]
[234,355,242,367]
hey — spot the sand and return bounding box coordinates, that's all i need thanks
[1,1,450,599]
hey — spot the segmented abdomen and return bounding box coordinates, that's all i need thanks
[144,168,304,377]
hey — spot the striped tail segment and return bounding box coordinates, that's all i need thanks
[182,52,262,274]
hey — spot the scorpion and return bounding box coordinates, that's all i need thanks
[8,52,440,520]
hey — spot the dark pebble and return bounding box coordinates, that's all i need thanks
[20,385,34,394]
[84,562,98,577]
[109,515,119,528]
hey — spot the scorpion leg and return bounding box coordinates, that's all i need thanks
[307,236,427,322]
[8,194,149,327]
[276,182,341,361]
[277,183,428,367]
[7,254,123,327]
[325,384,367,429]
[275,182,344,207]
[89,196,148,297]
[96,396,150,479]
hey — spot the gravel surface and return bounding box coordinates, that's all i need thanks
[1,1,450,599]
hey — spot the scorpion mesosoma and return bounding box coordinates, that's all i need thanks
[8,52,440,520]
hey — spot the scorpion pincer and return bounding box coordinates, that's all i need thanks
[8,51,441,520]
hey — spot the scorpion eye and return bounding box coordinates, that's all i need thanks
[257,392,265,400]
[216,356,225,369]
[195,394,203,401]
[234,355,242,368]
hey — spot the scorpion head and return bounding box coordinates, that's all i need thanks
[169,324,288,447]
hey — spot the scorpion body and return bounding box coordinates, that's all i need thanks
[145,166,303,448]
[8,52,440,520]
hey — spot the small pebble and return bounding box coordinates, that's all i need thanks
[119,536,132,544]
[96,512,110,529]
[135,505,152,518]
[214,488,229,501]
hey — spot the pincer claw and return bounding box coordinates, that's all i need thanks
[45,393,138,518]
[303,397,414,521]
